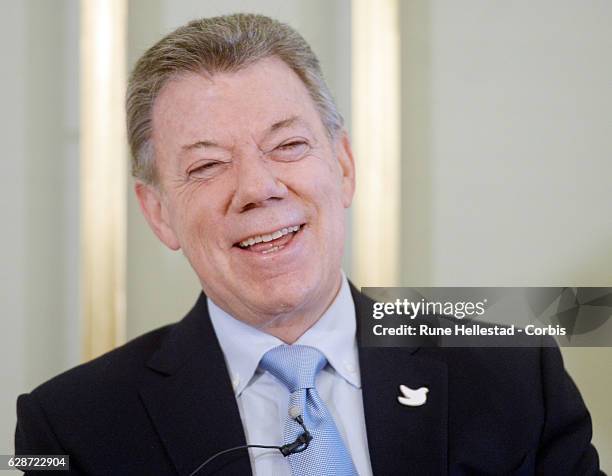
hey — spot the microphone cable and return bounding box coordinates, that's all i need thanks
[188,406,312,476]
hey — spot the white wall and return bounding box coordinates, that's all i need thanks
[126,0,352,339]
[400,0,612,469]
[429,1,611,286]
[1,1,28,463]
[0,0,80,464]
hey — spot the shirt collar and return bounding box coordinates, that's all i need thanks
[295,274,361,389]
[208,272,361,397]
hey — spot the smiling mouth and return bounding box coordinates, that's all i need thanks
[235,224,305,254]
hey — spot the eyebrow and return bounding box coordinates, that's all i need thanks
[181,139,220,152]
[180,115,308,152]
[269,115,304,133]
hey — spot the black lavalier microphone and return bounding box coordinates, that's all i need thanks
[188,406,312,476]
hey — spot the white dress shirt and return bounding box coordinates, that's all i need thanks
[208,274,373,476]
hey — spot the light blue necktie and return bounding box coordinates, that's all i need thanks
[259,345,359,476]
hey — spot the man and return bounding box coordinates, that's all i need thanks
[16,13,602,476]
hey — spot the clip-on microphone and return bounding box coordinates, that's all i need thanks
[279,406,313,456]
[188,406,312,476]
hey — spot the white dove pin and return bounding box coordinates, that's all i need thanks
[397,385,429,407]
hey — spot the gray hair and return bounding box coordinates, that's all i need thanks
[126,13,344,184]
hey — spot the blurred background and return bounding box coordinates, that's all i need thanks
[1,0,611,472]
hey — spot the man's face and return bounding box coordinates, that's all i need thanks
[138,56,355,331]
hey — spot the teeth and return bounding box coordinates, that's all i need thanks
[239,225,301,248]
[262,246,281,254]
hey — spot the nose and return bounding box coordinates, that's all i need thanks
[230,149,288,212]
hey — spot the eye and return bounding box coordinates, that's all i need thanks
[187,160,227,179]
[271,140,310,161]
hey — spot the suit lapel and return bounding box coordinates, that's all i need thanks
[138,294,252,476]
[351,284,449,475]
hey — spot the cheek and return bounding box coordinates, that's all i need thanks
[285,161,346,232]
[315,173,347,217]
[292,155,344,199]
[166,193,224,256]
[307,179,347,248]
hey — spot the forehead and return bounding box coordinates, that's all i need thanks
[151,56,324,147]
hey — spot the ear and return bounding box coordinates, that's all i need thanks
[134,181,181,250]
[335,129,356,208]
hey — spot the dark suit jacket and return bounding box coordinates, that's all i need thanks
[16,285,603,475]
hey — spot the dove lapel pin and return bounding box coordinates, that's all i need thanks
[397,385,429,407]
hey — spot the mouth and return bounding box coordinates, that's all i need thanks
[234,223,305,255]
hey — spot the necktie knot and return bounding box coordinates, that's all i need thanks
[259,345,327,393]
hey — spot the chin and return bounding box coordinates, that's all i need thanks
[249,280,315,316]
